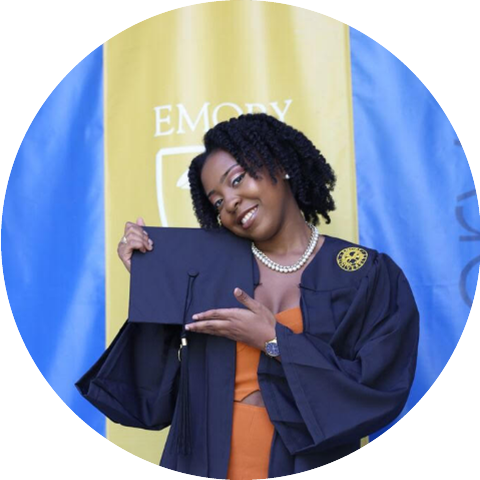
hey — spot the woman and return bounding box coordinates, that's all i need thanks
[110,114,419,478]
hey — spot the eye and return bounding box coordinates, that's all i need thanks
[214,198,223,211]
[232,172,246,187]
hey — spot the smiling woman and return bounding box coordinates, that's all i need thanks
[80,113,421,479]
[188,114,336,233]
[186,117,417,480]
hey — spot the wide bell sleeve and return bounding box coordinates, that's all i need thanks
[75,321,181,431]
[257,253,419,455]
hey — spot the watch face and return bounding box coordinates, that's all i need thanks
[265,342,280,357]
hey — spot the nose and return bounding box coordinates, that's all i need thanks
[224,192,241,214]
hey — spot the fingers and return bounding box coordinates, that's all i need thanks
[187,309,260,345]
[118,219,153,272]
[233,288,261,312]
[192,308,242,321]
[189,308,244,341]
[185,319,231,337]
[123,235,149,253]
[122,221,153,252]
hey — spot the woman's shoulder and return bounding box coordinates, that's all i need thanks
[323,235,403,271]
[322,235,378,254]
[321,234,380,268]
[303,235,402,291]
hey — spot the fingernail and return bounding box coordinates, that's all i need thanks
[234,288,243,296]
[185,325,191,330]
[149,239,153,245]
[192,314,199,320]
[143,230,148,235]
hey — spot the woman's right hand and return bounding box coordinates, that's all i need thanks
[117,217,154,273]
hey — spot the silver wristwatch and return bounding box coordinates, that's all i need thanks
[264,337,280,358]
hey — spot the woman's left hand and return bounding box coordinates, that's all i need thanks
[186,288,277,351]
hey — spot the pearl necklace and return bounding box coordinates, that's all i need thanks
[251,223,319,273]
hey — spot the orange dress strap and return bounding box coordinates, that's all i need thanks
[227,307,303,480]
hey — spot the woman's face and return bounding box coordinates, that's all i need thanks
[200,149,295,242]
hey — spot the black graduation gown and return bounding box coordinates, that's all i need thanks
[76,231,419,478]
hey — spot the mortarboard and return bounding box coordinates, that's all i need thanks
[128,226,255,327]
[128,226,255,455]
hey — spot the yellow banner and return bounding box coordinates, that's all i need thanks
[105,1,357,463]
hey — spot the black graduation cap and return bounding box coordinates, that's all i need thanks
[128,226,255,455]
[128,226,255,327]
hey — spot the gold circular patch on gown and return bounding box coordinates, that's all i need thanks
[336,247,368,272]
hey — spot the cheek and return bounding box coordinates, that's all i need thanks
[262,188,284,209]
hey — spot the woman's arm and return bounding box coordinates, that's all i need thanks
[258,254,419,455]
[76,321,181,430]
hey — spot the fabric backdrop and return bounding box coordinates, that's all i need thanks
[350,0,480,480]
[2,1,479,465]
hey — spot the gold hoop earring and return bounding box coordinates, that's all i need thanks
[217,214,222,227]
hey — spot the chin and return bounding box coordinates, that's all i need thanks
[232,227,254,240]
[244,225,276,244]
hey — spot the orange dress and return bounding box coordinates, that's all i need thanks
[227,307,303,480]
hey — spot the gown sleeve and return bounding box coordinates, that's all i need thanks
[257,253,420,455]
[75,321,181,431]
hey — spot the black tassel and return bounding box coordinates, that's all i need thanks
[175,335,191,455]
[172,271,198,456]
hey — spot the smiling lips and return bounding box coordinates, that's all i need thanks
[238,205,258,229]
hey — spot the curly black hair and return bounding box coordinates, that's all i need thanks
[188,113,336,229]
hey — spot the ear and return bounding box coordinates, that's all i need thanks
[277,167,290,180]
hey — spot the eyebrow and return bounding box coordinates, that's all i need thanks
[206,164,239,199]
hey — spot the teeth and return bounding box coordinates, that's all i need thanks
[241,207,257,225]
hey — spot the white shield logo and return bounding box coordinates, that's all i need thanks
[155,146,205,227]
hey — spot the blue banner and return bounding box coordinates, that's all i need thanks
[349,0,480,480]
[0,0,105,480]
